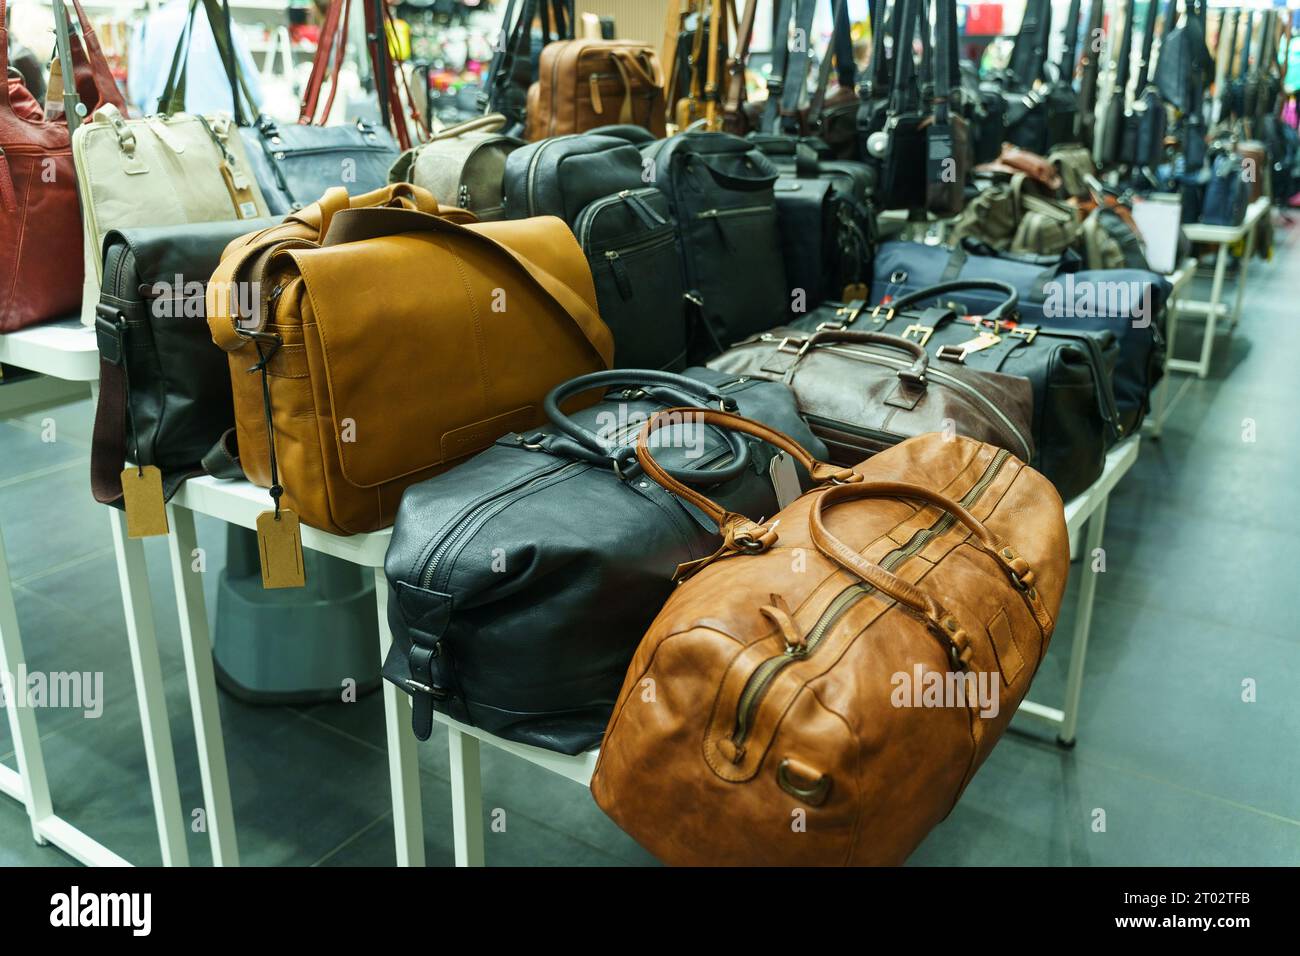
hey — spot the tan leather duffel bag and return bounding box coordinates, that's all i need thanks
[592,413,1069,865]
[525,39,666,140]
[207,184,612,535]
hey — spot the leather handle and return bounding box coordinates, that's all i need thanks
[883,279,1020,324]
[809,479,1055,644]
[635,408,855,529]
[544,370,752,485]
[798,329,929,383]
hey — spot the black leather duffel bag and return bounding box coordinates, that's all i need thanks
[502,133,646,225]
[794,280,1122,501]
[382,368,827,755]
[91,217,280,508]
[871,239,1168,437]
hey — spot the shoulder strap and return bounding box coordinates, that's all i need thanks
[319,207,613,368]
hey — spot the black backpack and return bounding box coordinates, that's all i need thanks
[573,187,689,371]
[746,134,876,311]
[502,133,646,224]
[641,132,788,354]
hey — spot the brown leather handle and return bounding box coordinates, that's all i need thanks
[634,408,856,528]
[796,329,929,384]
[808,479,1055,656]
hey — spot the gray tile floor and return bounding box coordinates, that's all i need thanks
[1,225,1298,867]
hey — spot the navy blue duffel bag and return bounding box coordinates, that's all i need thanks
[867,240,1170,436]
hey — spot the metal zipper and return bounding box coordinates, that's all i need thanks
[803,413,905,447]
[418,414,712,593]
[524,134,576,218]
[575,187,664,250]
[695,206,772,220]
[727,448,1013,753]
[419,459,583,591]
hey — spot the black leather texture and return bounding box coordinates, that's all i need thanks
[573,187,689,371]
[502,133,646,224]
[748,135,876,310]
[240,118,399,215]
[381,367,827,755]
[97,217,279,488]
[641,132,789,351]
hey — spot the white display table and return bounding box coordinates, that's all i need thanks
[0,320,189,866]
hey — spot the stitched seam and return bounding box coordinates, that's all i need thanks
[803,681,861,865]
[441,236,490,408]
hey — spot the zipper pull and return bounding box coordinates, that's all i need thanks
[590,73,604,114]
[605,250,633,300]
[761,596,807,657]
[621,189,667,228]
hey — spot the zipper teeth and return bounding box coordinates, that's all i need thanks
[577,187,661,250]
[417,416,653,591]
[604,230,675,259]
[728,448,1012,749]
[696,206,770,219]
[816,344,1034,462]
[804,413,904,445]
[525,135,573,218]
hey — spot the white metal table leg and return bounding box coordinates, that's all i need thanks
[375,568,426,867]
[0,521,53,845]
[1196,245,1230,379]
[108,509,190,866]
[449,727,485,867]
[1230,225,1257,332]
[165,504,240,866]
[1058,497,1110,747]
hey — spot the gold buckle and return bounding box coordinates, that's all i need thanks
[1009,327,1038,344]
[775,336,810,355]
[868,304,894,324]
[902,324,934,346]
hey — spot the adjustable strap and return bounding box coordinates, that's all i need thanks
[779,0,818,134]
[322,206,614,368]
[763,0,796,132]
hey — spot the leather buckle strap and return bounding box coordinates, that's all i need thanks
[95,305,127,366]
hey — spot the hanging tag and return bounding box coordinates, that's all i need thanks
[768,452,803,509]
[256,509,306,589]
[220,162,260,218]
[120,466,169,538]
[927,122,955,184]
[949,331,1002,357]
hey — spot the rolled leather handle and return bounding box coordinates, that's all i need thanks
[795,329,929,384]
[635,408,856,530]
[808,479,1055,655]
[310,183,457,237]
[544,370,752,485]
[882,279,1020,324]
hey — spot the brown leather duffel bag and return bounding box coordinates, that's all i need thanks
[524,39,666,141]
[708,327,1035,467]
[207,184,612,535]
[592,412,1069,865]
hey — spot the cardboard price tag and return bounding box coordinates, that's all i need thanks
[120,466,169,538]
[256,510,306,589]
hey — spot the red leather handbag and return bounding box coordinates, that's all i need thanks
[0,0,124,332]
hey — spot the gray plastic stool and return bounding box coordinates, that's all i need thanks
[212,526,381,704]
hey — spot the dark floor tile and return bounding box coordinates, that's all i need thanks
[912,735,1300,866]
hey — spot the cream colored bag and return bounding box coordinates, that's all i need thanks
[71,103,269,324]
[388,114,523,221]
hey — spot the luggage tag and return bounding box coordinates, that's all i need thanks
[221,162,261,219]
[120,466,169,538]
[768,452,803,509]
[256,509,306,589]
[926,122,955,186]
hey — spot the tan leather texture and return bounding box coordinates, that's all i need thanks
[524,40,667,141]
[207,183,612,535]
[591,413,1069,866]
